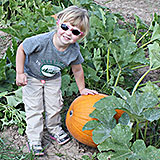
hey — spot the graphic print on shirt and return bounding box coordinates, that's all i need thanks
[40,64,61,77]
[40,59,66,77]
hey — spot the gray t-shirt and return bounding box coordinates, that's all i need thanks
[23,31,84,80]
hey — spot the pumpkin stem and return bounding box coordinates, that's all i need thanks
[70,110,73,117]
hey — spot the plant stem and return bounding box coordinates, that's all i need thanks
[135,28,138,40]
[131,64,148,70]
[144,120,148,142]
[136,30,149,45]
[106,47,110,83]
[143,47,148,51]
[132,69,151,96]
[139,39,154,49]
[139,80,160,87]
[136,121,140,140]
[112,69,122,95]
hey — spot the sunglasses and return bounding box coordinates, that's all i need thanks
[60,23,83,36]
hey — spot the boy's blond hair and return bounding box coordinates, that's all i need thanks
[56,6,90,37]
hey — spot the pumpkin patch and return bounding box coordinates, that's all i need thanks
[66,94,124,147]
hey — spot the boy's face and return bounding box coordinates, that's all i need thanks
[56,21,83,46]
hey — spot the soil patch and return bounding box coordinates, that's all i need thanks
[96,0,160,24]
[0,31,11,58]
[0,126,97,160]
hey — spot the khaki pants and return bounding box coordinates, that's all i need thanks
[22,75,63,143]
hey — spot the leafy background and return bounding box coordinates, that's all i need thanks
[0,0,160,159]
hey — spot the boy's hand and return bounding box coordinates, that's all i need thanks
[80,88,98,95]
[16,73,27,86]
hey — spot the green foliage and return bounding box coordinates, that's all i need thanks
[97,124,160,160]
[61,74,79,97]
[0,37,17,92]
[0,0,62,41]
[132,39,160,95]
[83,85,160,159]
[0,0,160,158]
[140,81,160,97]
[148,41,160,70]
[1,0,159,94]
[84,85,159,132]
[0,88,25,134]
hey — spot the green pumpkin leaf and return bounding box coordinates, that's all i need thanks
[82,120,100,131]
[110,124,133,145]
[129,48,147,65]
[113,86,131,101]
[97,124,160,160]
[91,109,117,144]
[118,112,130,125]
[113,87,159,117]
[14,87,22,99]
[90,15,104,29]
[65,82,78,96]
[92,121,115,144]
[5,88,22,107]
[6,69,16,84]
[142,108,160,121]
[0,27,19,39]
[93,96,126,111]
[127,92,158,115]
[93,48,102,71]
[83,65,100,82]
[97,125,133,159]
[69,82,79,95]
[148,41,160,70]
[111,34,137,67]
[140,81,160,97]
[151,23,160,41]
[0,91,8,98]
[6,95,22,107]
[119,35,137,57]
[131,140,146,154]
[139,146,160,160]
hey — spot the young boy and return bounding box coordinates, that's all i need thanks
[16,5,98,155]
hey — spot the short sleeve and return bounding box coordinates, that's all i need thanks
[23,36,42,55]
[70,51,84,65]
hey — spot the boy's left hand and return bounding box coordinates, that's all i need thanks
[80,88,98,95]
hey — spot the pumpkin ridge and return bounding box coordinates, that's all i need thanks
[67,118,95,146]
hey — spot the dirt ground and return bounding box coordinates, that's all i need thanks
[0,126,96,160]
[96,0,160,23]
[0,0,160,159]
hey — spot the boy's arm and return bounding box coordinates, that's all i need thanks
[16,43,27,86]
[71,64,98,95]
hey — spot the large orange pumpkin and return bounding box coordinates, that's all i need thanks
[114,109,125,123]
[65,94,124,148]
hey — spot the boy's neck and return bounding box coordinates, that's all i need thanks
[53,33,69,52]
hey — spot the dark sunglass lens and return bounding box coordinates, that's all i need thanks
[72,29,81,36]
[61,24,69,31]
